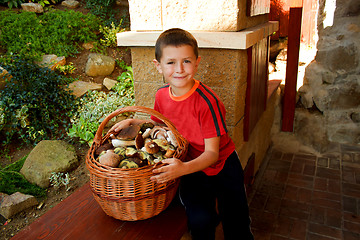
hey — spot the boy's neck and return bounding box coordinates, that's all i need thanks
[170,79,196,97]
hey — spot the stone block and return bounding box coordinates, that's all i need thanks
[103,77,117,90]
[128,0,162,31]
[0,192,38,219]
[68,80,102,98]
[162,0,239,31]
[21,3,43,13]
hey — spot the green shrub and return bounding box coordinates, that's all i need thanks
[0,57,78,146]
[0,9,101,61]
[99,21,125,48]
[68,62,135,146]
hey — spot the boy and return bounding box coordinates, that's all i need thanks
[113,28,253,240]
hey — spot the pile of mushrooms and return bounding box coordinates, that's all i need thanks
[95,122,178,169]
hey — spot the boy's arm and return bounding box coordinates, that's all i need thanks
[151,136,220,183]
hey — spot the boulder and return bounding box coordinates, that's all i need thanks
[68,80,102,97]
[61,0,80,9]
[21,3,43,13]
[0,192,38,219]
[20,140,78,188]
[85,53,115,77]
[103,77,117,90]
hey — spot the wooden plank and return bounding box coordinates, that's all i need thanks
[12,183,187,240]
[281,7,303,132]
[116,22,279,50]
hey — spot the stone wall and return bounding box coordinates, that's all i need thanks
[297,0,360,151]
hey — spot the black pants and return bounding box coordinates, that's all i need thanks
[179,151,254,240]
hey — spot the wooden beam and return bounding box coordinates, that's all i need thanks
[281,7,303,132]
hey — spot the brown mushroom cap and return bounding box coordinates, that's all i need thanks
[145,141,160,154]
[99,150,121,167]
[117,125,140,140]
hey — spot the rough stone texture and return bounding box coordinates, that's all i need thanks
[103,77,117,90]
[297,0,360,148]
[0,192,38,219]
[162,0,239,31]
[36,54,66,71]
[85,53,115,77]
[128,0,162,31]
[68,80,102,97]
[20,140,78,188]
[127,0,268,31]
[61,0,80,9]
[21,3,43,13]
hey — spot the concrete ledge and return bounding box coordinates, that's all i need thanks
[117,21,279,50]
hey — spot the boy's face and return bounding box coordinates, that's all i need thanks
[153,44,201,96]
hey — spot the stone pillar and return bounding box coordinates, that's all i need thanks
[118,0,279,172]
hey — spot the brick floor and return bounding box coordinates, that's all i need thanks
[248,143,360,240]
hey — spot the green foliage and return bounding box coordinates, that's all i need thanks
[30,0,62,7]
[0,9,101,61]
[55,62,76,75]
[0,155,46,198]
[0,57,78,146]
[99,21,125,48]
[49,172,70,191]
[68,62,135,146]
[0,0,25,8]
[85,0,129,27]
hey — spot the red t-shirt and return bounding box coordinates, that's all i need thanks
[151,80,235,176]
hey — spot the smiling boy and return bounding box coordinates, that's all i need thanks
[112,28,253,239]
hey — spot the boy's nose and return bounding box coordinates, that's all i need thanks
[176,63,184,72]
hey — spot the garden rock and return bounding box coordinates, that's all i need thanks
[68,80,102,97]
[21,3,44,13]
[20,140,78,188]
[36,54,66,71]
[61,0,80,9]
[0,192,38,219]
[85,53,115,77]
[103,77,117,90]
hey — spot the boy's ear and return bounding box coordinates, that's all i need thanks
[153,59,163,74]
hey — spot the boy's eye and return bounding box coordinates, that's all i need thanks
[167,61,174,64]
[184,60,191,63]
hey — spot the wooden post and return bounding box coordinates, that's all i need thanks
[281,6,303,132]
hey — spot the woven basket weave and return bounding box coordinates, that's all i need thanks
[86,106,188,221]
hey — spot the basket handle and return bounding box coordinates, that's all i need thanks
[93,106,181,146]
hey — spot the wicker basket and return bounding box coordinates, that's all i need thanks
[86,106,188,221]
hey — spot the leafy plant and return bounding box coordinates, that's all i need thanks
[0,0,25,8]
[49,172,71,191]
[0,155,46,198]
[55,62,76,75]
[0,9,101,61]
[99,21,125,48]
[0,56,78,146]
[30,0,62,7]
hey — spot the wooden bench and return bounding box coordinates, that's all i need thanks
[11,182,188,240]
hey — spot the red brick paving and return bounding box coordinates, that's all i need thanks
[248,143,360,239]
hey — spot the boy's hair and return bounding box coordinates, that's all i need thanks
[155,28,199,62]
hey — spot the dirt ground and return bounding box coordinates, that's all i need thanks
[0,2,131,239]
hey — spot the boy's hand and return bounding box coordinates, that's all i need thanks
[109,119,133,133]
[150,158,186,183]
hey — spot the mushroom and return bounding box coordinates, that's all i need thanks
[149,126,167,140]
[144,140,160,154]
[99,150,121,167]
[166,130,178,147]
[135,133,144,150]
[164,145,176,158]
[95,142,113,156]
[112,138,135,148]
[139,122,154,132]
[117,125,140,140]
[142,128,152,138]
